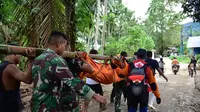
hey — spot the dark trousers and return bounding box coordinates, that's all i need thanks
[110,83,116,100]
[161,68,164,72]
[110,80,127,112]
[127,87,149,112]
[194,66,197,75]
[110,80,127,100]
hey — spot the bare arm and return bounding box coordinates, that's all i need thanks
[6,48,35,84]
[6,59,33,84]
[156,67,168,82]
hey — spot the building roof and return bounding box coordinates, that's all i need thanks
[187,36,200,48]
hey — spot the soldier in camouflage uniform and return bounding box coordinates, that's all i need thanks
[114,80,127,112]
[31,31,107,112]
[64,55,93,112]
[110,51,128,112]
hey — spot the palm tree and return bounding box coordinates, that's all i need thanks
[1,0,76,49]
[64,0,76,51]
[94,0,101,50]
[101,0,108,54]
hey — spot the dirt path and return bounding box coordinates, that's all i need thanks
[88,58,200,112]
[21,58,200,112]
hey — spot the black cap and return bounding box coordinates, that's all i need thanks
[120,51,128,57]
[147,51,152,57]
[136,48,147,59]
[89,49,98,54]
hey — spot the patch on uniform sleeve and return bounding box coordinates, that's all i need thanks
[56,66,69,73]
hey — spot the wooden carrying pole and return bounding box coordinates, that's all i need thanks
[0,44,114,60]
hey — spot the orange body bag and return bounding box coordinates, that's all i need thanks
[79,55,129,84]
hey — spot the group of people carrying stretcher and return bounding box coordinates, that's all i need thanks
[0,31,168,112]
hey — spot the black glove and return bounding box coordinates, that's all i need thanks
[111,63,118,69]
[156,98,161,104]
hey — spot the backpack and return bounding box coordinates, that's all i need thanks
[127,61,148,97]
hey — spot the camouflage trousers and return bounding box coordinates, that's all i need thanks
[62,98,83,112]
[111,80,127,112]
[115,88,122,112]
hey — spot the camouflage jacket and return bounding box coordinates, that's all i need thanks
[65,57,84,78]
[31,49,94,112]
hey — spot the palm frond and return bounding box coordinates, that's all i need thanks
[27,0,65,47]
[10,0,66,47]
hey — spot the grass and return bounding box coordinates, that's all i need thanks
[169,55,190,64]
[177,56,190,63]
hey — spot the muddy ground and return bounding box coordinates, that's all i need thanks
[21,58,200,112]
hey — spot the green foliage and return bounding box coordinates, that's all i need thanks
[75,0,138,53]
[197,54,200,67]
[183,44,188,55]
[182,0,200,22]
[75,0,96,34]
[0,0,183,59]
[104,25,155,56]
[169,55,190,63]
[0,0,19,44]
[177,55,190,63]
[0,0,73,68]
[75,41,86,51]
[1,0,68,47]
[0,0,16,24]
[169,55,174,60]
[18,57,27,71]
[145,37,155,50]
[196,54,200,60]
[145,0,184,55]
[104,37,119,55]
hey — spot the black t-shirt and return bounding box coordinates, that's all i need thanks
[145,58,159,73]
[191,59,197,67]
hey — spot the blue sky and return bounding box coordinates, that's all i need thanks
[122,0,193,24]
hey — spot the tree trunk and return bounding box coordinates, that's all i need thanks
[64,0,76,51]
[160,7,165,56]
[107,22,110,37]
[160,36,164,56]
[101,0,107,55]
[87,30,92,52]
[94,0,100,50]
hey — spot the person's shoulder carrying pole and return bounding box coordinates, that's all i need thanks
[110,55,118,69]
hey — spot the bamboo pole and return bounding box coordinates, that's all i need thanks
[0,44,122,60]
[0,44,44,56]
